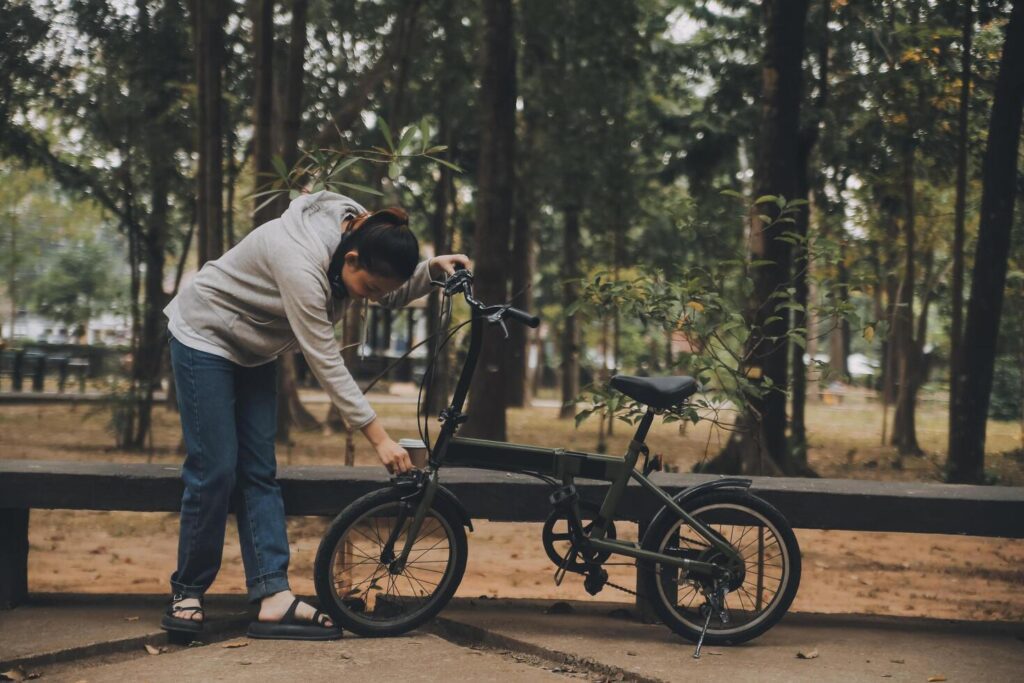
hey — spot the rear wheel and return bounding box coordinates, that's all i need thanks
[313,487,468,636]
[638,490,801,645]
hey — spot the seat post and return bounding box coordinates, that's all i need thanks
[591,407,656,542]
[632,408,656,444]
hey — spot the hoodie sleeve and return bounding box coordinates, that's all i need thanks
[374,259,435,310]
[269,257,377,430]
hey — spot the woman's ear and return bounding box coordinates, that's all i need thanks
[343,250,360,269]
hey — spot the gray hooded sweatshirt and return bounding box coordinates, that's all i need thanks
[164,190,433,430]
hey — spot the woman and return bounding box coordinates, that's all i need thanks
[159,190,469,641]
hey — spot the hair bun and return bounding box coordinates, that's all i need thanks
[371,207,408,227]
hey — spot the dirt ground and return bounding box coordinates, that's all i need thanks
[3,391,1023,622]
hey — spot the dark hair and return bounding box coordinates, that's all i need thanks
[340,207,419,280]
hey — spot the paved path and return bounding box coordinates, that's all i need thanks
[2,595,1021,682]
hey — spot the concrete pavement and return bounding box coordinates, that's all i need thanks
[3,595,1022,682]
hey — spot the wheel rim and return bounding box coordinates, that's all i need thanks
[328,501,458,628]
[653,503,790,636]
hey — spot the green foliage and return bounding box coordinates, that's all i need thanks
[988,357,1022,422]
[29,236,126,331]
[574,193,879,430]
[252,116,462,212]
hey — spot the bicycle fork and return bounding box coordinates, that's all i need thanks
[381,469,441,573]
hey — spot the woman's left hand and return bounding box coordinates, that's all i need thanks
[429,254,473,278]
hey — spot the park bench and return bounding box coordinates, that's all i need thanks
[2,458,1023,609]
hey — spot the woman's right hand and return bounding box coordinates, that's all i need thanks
[374,438,413,475]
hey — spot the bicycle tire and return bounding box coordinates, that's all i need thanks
[637,490,801,645]
[313,487,468,637]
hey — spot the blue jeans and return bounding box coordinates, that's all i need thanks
[169,336,290,603]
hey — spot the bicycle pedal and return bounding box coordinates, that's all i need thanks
[583,568,608,596]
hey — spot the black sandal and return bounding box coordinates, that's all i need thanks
[247,597,342,641]
[160,593,204,634]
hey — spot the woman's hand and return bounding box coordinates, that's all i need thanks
[361,418,413,474]
[429,254,473,278]
[374,438,413,475]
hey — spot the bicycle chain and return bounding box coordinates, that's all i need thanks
[604,578,638,597]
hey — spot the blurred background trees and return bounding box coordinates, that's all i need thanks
[0,0,1021,482]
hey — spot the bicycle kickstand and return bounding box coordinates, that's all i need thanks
[693,604,713,659]
[693,582,728,659]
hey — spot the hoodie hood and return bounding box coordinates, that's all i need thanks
[280,190,367,270]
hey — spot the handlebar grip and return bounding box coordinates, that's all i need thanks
[506,306,540,328]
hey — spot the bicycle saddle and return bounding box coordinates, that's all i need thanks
[610,374,698,409]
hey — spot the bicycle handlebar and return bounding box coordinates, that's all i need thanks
[439,267,538,328]
[505,306,540,329]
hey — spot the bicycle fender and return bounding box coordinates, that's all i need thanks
[434,485,474,532]
[392,473,474,532]
[643,477,752,542]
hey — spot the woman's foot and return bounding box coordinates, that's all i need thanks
[247,590,341,641]
[171,596,204,623]
[258,590,333,628]
[160,594,204,634]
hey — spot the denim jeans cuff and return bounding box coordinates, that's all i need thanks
[170,581,206,601]
[246,571,290,603]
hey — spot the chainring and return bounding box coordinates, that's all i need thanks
[541,500,617,573]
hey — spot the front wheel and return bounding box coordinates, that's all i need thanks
[313,487,468,636]
[637,490,801,645]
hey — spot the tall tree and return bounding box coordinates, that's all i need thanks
[948,0,1024,483]
[194,0,226,263]
[273,0,319,444]
[700,0,809,475]
[464,0,516,440]
[948,0,974,465]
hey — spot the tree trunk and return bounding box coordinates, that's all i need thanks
[704,0,809,475]
[505,12,543,409]
[705,0,808,475]
[273,0,318,443]
[425,120,454,416]
[948,0,974,465]
[251,0,275,228]
[463,0,516,440]
[195,0,225,263]
[892,136,922,456]
[948,0,1024,483]
[558,204,581,419]
[790,0,828,459]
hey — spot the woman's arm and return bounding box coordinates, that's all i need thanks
[374,254,473,310]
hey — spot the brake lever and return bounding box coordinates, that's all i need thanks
[485,306,511,339]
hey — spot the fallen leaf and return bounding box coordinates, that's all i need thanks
[889,659,904,664]
[796,649,819,660]
[144,644,165,655]
[626,651,637,656]
[239,661,252,666]
[927,677,946,682]
[2,668,26,682]
[124,616,140,622]
[703,650,723,656]
[223,641,249,649]
[813,560,829,569]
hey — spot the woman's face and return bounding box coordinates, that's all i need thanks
[340,252,404,300]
